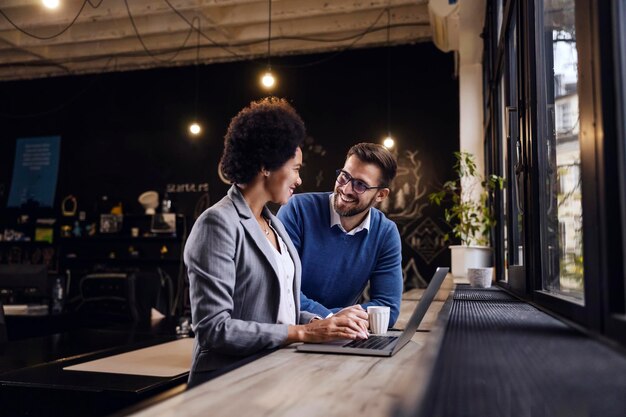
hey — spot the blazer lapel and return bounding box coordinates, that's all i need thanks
[227,185,282,283]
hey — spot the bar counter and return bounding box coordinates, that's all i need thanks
[124,275,455,417]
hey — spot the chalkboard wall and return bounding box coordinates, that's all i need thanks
[0,42,459,287]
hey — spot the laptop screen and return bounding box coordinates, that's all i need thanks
[391,267,449,353]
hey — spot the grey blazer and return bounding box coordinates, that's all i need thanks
[185,185,315,372]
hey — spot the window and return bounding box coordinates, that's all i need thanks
[489,1,524,287]
[485,0,626,343]
[536,0,584,301]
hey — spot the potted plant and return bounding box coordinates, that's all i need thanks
[429,151,505,278]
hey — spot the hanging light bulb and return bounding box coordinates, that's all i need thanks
[42,0,60,9]
[187,22,202,138]
[382,10,395,152]
[259,0,277,90]
[189,122,202,136]
[261,71,276,89]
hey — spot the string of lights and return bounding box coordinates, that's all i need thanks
[0,0,101,41]
[162,0,241,58]
[123,0,198,63]
[0,22,424,72]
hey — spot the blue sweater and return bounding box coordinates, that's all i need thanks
[277,192,403,325]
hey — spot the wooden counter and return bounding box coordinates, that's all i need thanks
[126,275,454,417]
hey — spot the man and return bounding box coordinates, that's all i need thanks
[277,142,403,326]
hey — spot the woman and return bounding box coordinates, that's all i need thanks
[185,97,368,375]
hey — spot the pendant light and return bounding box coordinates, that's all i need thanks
[260,0,276,89]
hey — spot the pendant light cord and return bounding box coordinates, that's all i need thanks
[195,20,200,119]
[386,8,391,136]
[267,0,272,70]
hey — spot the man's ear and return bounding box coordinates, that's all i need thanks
[375,188,390,203]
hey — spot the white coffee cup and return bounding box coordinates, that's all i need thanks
[367,306,390,335]
[467,267,493,288]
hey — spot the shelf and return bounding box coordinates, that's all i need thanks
[0,241,54,246]
[62,257,180,263]
[58,235,180,242]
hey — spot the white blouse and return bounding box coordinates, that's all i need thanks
[267,223,297,325]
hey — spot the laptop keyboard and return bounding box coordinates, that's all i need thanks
[344,335,398,350]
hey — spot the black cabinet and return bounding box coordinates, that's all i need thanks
[0,214,187,328]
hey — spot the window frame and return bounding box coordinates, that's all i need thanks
[604,0,626,345]
[484,0,626,337]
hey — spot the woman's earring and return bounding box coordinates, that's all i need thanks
[263,170,270,177]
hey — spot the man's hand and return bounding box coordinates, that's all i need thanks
[334,305,369,334]
[286,314,368,344]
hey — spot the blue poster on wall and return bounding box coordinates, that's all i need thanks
[7,136,61,208]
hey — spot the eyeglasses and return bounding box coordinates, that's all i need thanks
[335,169,387,194]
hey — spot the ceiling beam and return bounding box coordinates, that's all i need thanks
[0,25,430,81]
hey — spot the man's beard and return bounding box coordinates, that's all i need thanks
[333,191,377,217]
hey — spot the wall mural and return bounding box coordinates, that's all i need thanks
[380,149,448,289]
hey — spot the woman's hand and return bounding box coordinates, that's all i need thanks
[333,305,369,334]
[286,313,368,344]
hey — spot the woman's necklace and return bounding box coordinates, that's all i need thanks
[259,216,270,236]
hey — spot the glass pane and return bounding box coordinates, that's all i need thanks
[506,18,523,269]
[496,0,504,41]
[499,74,509,281]
[541,0,584,299]
[496,14,523,285]
[617,1,626,307]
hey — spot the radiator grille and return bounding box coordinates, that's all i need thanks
[417,285,626,417]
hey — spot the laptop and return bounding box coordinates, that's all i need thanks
[296,267,449,357]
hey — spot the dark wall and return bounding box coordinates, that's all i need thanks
[0,42,458,286]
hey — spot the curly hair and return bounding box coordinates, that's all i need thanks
[220,97,306,185]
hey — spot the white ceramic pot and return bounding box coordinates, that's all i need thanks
[449,245,493,278]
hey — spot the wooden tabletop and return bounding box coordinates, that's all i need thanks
[127,275,455,417]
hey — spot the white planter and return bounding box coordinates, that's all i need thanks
[449,245,493,278]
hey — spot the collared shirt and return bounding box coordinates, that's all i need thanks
[328,193,371,235]
[267,222,297,325]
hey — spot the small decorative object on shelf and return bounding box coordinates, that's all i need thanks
[111,202,123,215]
[61,195,77,217]
[35,227,54,243]
[51,277,64,314]
[86,223,97,236]
[151,213,176,234]
[72,221,82,238]
[161,192,172,213]
[128,245,140,258]
[100,214,123,234]
[60,225,72,238]
[138,191,159,215]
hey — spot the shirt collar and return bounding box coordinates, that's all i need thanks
[329,193,371,235]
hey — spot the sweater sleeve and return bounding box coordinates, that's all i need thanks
[359,222,403,326]
[300,291,333,318]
